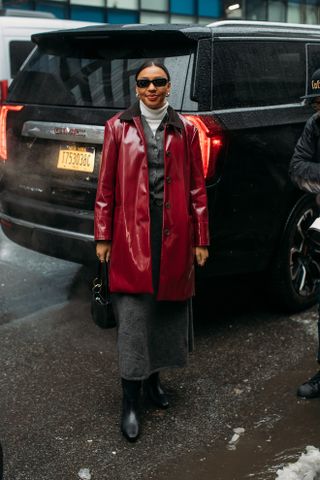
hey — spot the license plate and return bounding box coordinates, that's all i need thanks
[57,146,95,173]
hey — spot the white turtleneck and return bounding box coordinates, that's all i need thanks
[140,100,169,136]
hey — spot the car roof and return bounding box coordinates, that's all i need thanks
[208,20,320,38]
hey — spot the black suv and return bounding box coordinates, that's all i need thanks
[1,21,319,311]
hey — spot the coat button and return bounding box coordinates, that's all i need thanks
[165,201,171,209]
[166,151,171,157]
[166,176,172,184]
[164,228,170,236]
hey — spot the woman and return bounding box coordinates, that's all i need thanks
[94,61,209,441]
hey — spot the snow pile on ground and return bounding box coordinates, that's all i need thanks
[78,468,91,480]
[276,446,320,480]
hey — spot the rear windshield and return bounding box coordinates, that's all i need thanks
[8,47,197,111]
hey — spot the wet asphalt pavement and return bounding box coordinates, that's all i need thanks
[1,230,320,480]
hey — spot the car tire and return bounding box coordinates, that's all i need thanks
[269,194,320,312]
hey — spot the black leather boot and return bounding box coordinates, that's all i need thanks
[121,378,141,442]
[144,372,169,409]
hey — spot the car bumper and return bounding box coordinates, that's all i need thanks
[0,211,96,264]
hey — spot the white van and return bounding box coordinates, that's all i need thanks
[0,10,95,100]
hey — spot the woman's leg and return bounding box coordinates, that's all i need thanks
[144,371,169,409]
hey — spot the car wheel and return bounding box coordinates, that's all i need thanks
[269,195,320,312]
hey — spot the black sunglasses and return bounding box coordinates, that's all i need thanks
[136,77,169,88]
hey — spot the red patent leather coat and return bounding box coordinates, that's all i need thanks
[94,102,209,301]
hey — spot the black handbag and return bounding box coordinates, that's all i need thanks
[91,262,116,329]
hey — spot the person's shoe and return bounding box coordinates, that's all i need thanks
[297,370,320,398]
[121,379,141,442]
[144,372,169,409]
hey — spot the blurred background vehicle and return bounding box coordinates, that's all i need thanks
[0,8,94,103]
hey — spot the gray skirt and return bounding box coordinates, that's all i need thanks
[111,201,194,381]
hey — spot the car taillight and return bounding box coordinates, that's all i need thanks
[0,105,24,161]
[0,80,8,104]
[184,115,224,180]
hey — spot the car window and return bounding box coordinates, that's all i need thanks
[9,40,35,78]
[213,41,305,109]
[8,48,195,111]
[305,43,320,97]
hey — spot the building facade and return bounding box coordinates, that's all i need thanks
[2,0,320,24]
[2,0,221,24]
[227,0,320,24]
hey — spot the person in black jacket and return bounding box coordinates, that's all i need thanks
[289,112,320,195]
[311,97,320,113]
[289,68,320,398]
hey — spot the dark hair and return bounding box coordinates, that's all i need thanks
[135,61,171,81]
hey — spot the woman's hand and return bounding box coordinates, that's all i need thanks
[96,241,112,263]
[195,247,209,267]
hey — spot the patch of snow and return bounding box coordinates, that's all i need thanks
[78,468,92,480]
[227,426,245,449]
[290,309,318,339]
[233,427,245,435]
[276,445,320,479]
[255,414,281,429]
[229,433,240,444]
